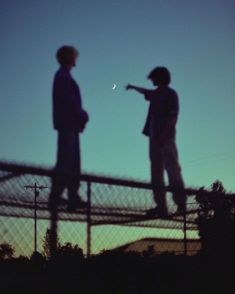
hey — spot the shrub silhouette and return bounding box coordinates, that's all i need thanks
[0,243,15,260]
[196,180,235,259]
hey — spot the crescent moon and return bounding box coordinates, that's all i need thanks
[112,83,116,90]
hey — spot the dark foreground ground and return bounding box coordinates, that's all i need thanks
[0,251,235,294]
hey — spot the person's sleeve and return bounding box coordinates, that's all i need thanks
[72,85,89,124]
[167,91,179,117]
[60,72,82,115]
[70,84,83,116]
[144,90,156,101]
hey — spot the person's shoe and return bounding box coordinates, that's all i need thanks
[146,206,168,218]
[67,197,88,212]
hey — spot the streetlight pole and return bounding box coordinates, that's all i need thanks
[24,183,48,252]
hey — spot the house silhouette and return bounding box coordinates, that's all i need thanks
[112,237,201,256]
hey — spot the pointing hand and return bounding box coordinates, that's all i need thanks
[126,84,134,90]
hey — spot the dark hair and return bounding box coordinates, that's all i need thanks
[147,67,171,85]
[56,46,79,66]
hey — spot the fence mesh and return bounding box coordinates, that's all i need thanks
[0,161,205,257]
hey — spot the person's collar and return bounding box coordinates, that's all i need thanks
[158,85,168,89]
[60,65,72,72]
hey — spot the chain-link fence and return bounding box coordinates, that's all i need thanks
[0,161,207,258]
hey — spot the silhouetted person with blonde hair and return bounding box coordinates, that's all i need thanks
[126,67,185,217]
[49,45,89,212]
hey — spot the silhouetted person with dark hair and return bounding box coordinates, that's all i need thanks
[126,67,185,217]
[48,45,89,212]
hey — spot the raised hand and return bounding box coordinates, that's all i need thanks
[126,84,135,90]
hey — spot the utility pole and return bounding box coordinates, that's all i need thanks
[24,183,48,253]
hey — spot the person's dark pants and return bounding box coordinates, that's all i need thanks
[149,138,186,212]
[50,130,81,206]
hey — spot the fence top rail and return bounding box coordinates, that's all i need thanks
[0,161,234,197]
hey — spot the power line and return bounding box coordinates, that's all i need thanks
[183,150,235,169]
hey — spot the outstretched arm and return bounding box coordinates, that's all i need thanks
[126,84,148,95]
[126,84,155,101]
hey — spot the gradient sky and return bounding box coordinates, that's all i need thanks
[1,0,235,192]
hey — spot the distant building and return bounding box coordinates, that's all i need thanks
[113,238,201,256]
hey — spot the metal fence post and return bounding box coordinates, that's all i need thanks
[50,207,58,259]
[87,181,92,257]
[183,204,187,256]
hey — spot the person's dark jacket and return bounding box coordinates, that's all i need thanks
[53,67,89,133]
[142,87,179,139]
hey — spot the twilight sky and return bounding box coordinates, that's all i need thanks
[1,0,235,191]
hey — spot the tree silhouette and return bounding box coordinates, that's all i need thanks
[196,180,235,259]
[0,243,15,260]
[42,228,61,259]
[57,242,84,260]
